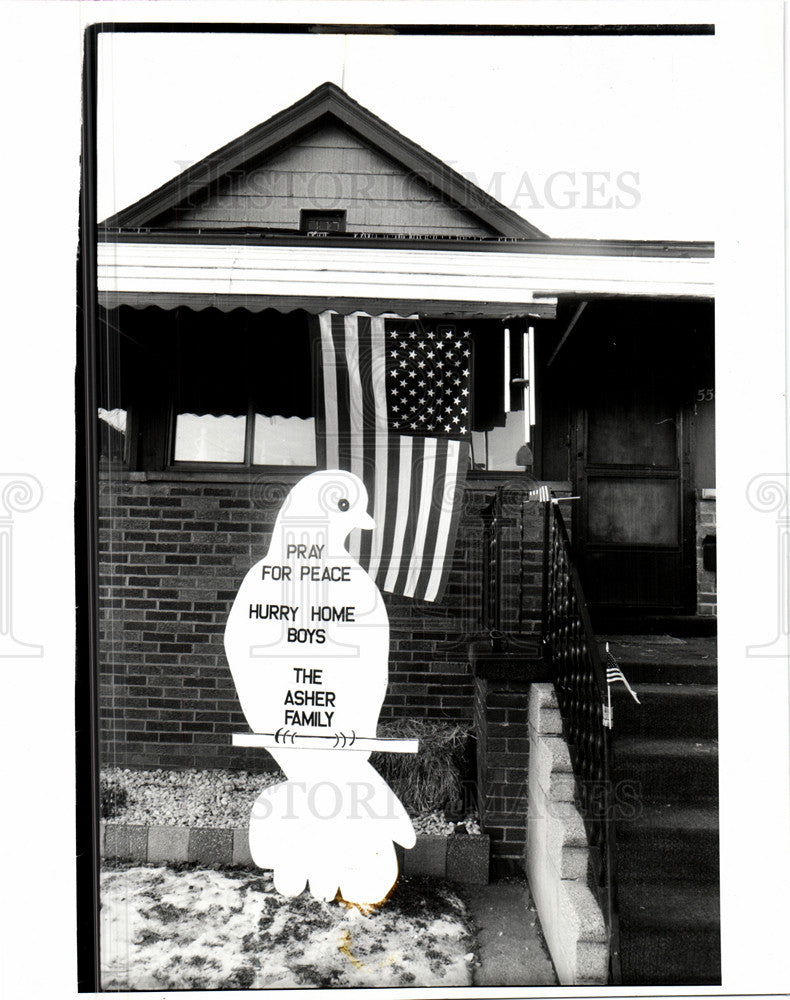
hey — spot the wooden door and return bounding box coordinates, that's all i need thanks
[574,363,694,615]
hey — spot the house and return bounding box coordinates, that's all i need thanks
[94,82,717,984]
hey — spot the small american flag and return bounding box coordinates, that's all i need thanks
[605,643,641,704]
[317,312,470,602]
[527,485,552,503]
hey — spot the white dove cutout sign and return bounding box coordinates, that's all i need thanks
[224,470,418,905]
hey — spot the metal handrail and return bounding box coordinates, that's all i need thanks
[542,501,621,985]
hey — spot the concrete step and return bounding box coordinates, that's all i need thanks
[606,660,717,685]
[594,614,717,638]
[617,878,721,985]
[598,636,717,685]
[610,684,718,740]
[612,738,719,805]
[615,803,719,881]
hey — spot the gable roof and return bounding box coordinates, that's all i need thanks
[100,81,546,239]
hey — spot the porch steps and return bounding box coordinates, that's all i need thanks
[613,738,718,803]
[593,613,717,638]
[610,684,717,739]
[607,646,720,986]
[615,804,719,881]
[614,880,721,985]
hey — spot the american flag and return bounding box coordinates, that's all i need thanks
[317,311,471,602]
[605,643,641,704]
[528,485,552,503]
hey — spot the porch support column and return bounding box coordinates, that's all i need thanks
[470,647,550,878]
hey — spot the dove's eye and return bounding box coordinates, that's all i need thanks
[337,498,350,512]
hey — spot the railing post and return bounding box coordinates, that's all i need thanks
[602,723,622,984]
[493,487,502,636]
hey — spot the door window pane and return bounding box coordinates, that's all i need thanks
[587,478,679,545]
[174,413,246,463]
[588,396,677,467]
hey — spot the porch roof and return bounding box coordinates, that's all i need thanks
[97,240,714,318]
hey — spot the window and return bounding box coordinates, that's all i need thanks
[300,209,346,234]
[96,318,133,466]
[471,412,532,472]
[98,407,128,463]
[469,323,536,472]
[174,411,315,465]
[172,309,316,467]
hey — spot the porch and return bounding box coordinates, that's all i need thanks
[94,238,716,987]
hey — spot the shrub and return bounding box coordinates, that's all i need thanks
[100,779,129,819]
[371,720,470,813]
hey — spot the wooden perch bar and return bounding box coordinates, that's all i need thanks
[232,733,419,753]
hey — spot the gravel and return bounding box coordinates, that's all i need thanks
[101,768,481,836]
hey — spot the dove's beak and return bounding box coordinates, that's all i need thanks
[359,511,375,530]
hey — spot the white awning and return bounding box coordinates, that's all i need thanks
[97,242,714,316]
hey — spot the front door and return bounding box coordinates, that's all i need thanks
[572,327,695,616]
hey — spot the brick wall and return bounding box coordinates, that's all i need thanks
[474,674,532,876]
[98,473,544,771]
[696,491,717,616]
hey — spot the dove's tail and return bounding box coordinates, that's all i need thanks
[247,753,415,905]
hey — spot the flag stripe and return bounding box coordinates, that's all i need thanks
[376,435,402,589]
[393,436,426,595]
[424,440,466,602]
[344,315,364,561]
[404,438,438,598]
[357,315,377,569]
[367,318,390,581]
[331,315,352,472]
[412,437,449,601]
[407,437,431,595]
[318,313,339,469]
[383,436,414,593]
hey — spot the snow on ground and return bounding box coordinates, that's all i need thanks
[101,864,474,990]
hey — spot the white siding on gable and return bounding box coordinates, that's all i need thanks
[166,124,495,236]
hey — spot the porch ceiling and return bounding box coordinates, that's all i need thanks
[97,242,714,317]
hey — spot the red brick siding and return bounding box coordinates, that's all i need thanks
[474,675,531,874]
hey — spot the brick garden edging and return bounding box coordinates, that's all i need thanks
[100,824,490,884]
